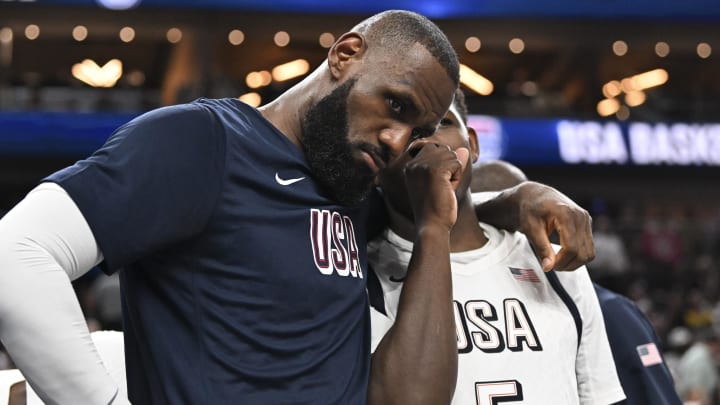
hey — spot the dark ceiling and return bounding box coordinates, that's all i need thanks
[1,4,719,121]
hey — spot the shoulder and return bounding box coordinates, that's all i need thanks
[126,101,215,130]
[595,286,654,336]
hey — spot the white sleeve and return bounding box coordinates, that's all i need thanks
[471,191,502,205]
[0,183,129,405]
[556,267,626,405]
[370,307,395,353]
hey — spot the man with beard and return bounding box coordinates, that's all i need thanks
[0,10,592,405]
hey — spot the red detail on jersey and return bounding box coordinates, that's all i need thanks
[509,267,540,282]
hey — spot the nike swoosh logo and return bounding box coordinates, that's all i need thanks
[275,172,306,186]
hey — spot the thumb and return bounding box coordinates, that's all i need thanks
[527,227,556,272]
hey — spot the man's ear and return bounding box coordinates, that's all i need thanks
[327,32,366,80]
[467,127,480,163]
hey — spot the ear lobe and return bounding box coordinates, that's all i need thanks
[467,127,480,163]
[327,32,365,79]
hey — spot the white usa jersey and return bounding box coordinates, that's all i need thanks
[367,224,625,405]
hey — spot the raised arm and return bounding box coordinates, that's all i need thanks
[368,143,468,405]
[475,181,595,272]
[0,183,126,404]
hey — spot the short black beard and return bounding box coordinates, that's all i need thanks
[301,79,375,207]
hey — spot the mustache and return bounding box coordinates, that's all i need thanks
[356,142,390,167]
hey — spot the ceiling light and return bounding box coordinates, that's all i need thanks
[274,31,290,47]
[228,29,244,46]
[597,98,620,117]
[258,70,272,86]
[246,71,264,89]
[697,42,712,59]
[602,81,622,98]
[0,27,12,44]
[166,28,182,44]
[612,40,627,56]
[119,26,135,43]
[508,38,524,54]
[625,90,646,107]
[318,32,334,48]
[25,24,39,40]
[465,36,481,53]
[630,68,668,90]
[239,92,261,107]
[459,64,493,96]
[272,59,310,82]
[72,25,87,42]
[71,58,122,88]
[655,41,670,58]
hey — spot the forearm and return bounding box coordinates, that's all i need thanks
[473,183,526,232]
[368,226,457,405]
[0,184,123,405]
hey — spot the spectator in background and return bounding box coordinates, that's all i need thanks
[589,213,630,293]
[640,204,683,290]
[677,328,720,404]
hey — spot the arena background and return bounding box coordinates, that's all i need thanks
[1,0,719,402]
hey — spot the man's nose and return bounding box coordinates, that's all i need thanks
[378,125,414,157]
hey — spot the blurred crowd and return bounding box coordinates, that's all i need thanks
[2,197,720,402]
[588,199,720,404]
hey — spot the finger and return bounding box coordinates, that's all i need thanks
[525,219,557,272]
[567,211,595,270]
[553,216,581,271]
[450,147,470,190]
[553,247,579,272]
[407,139,433,158]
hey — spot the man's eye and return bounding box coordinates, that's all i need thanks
[388,97,403,114]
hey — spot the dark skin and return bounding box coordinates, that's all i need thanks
[9,381,25,405]
[381,102,484,253]
[475,182,595,271]
[369,139,470,405]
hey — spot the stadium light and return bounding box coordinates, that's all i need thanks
[272,59,310,82]
[596,98,620,117]
[71,59,123,88]
[239,92,261,107]
[459,64,493,96]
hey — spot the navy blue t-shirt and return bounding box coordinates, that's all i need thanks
[594,284,681,405]
[46,98,371,404]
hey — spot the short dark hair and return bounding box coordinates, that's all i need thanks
[452,87,468,125]
[353,10,459,86]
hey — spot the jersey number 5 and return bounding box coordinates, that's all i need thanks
[475,380,523,405]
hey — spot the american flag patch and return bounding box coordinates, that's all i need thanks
[509,267,540,282]
[637,343,663,367]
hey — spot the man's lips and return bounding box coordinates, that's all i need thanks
[358,147,387,174]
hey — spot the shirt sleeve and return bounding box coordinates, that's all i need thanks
[600,294,682,405]
[44,102,226,272]
[557,267,627,405]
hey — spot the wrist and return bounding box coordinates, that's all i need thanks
[415,223,452,244]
